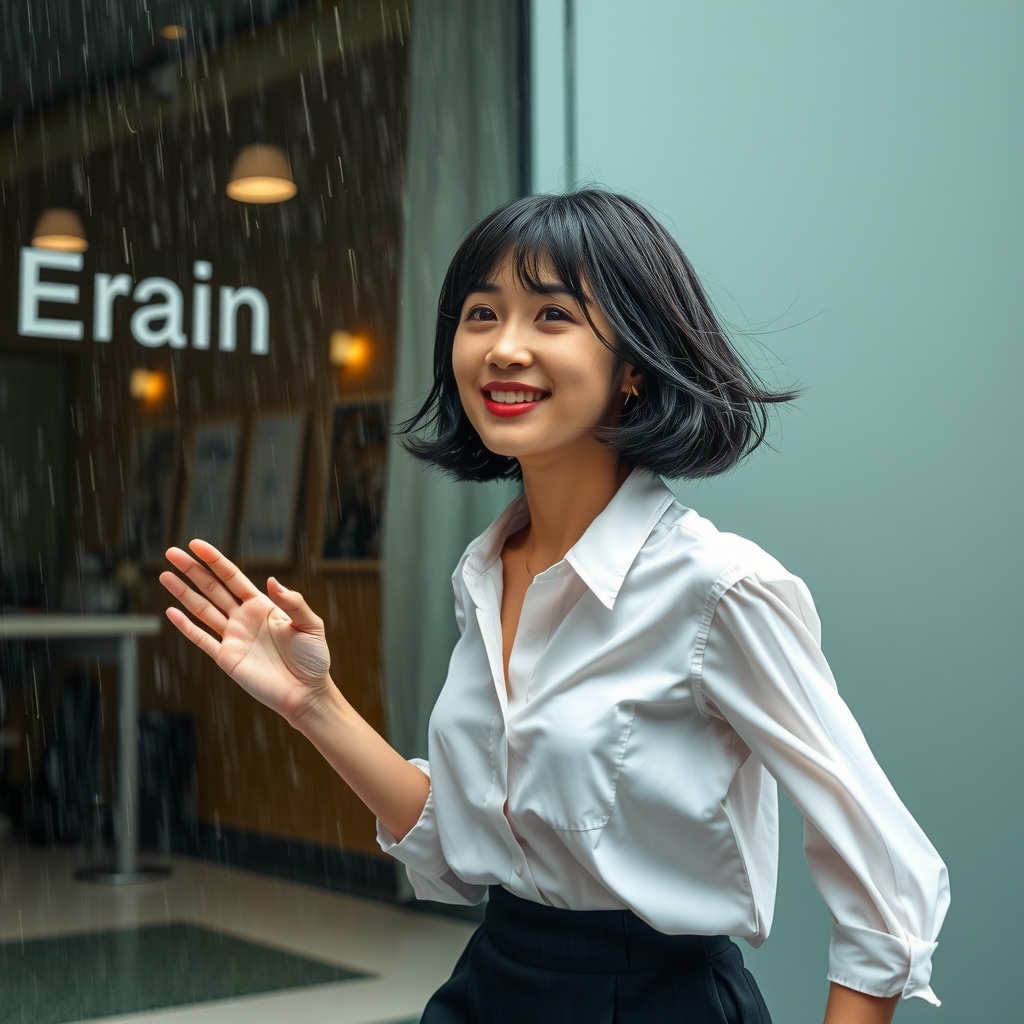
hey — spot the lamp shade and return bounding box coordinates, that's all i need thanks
[32,208,88,252]
[226,144,297,203]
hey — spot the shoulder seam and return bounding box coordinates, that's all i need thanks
[691,562,749,717]
[662,516,707,541]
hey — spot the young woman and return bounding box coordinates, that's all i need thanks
[161,190,948,1024]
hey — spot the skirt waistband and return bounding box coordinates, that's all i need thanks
[484,885,730,975]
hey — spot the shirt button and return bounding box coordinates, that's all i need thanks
[525,629,539,643]
[513,856,524,876]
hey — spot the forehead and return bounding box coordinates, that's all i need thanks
[481,250,559,288]
[469,252,592,307]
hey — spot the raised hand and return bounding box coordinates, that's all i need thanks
[160,540,333,724]
[161,538,431,842]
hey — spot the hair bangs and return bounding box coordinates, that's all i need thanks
[455,200,598,331]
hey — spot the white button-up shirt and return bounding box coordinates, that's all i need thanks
[378,469,949,1004]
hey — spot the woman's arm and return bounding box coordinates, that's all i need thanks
[289,681,430,841]
[160,540,429,841]
[825,984,899,1024]
[699,575,948,1007]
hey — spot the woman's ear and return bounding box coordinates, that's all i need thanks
[620,365,644,400]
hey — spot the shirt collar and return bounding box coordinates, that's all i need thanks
[462,469,676,611]
[461,490,531,580]
[564,469,676,609]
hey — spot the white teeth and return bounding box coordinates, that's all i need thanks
[488,390,545,403]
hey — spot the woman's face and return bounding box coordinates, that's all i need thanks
[452,255,637,467]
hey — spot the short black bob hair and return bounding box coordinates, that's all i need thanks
[401,189,796,481]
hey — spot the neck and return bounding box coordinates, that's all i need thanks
[518,439,631,569]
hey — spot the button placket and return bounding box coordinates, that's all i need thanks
[503,581,553,898]
[471,569,534,892]
[466,545,548,902]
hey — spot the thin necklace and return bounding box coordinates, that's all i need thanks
[525,559,536,578]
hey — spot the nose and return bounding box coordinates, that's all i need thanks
[486,321,532,368]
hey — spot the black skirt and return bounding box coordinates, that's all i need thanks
[421,885,772,1024]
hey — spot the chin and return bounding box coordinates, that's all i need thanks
[476,435,534,461]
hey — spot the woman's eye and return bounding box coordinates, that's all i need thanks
[467,306,497,321]
[540,306,573,322]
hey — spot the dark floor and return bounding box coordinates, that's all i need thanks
[0,922,370,1024]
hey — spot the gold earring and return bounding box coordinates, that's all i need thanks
[624,384,639,408]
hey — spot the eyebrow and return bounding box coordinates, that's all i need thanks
[471,281,576,297]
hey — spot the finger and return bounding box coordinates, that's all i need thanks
[165,547,239,615]
[159,571,228,636]
[166,607,222,660]
[267,578,324,633]
[188,539,259,601]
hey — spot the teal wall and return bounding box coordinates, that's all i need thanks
[540,2,1022,1020]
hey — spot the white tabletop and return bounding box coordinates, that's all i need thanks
[0,614,162,639]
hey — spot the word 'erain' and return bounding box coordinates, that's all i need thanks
[18,248,269,355]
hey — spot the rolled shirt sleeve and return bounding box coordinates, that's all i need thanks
[701,575,949,1004]
[376,758,488,905]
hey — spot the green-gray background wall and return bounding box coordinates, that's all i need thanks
[535,2,1021,1020]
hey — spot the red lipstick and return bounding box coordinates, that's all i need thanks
[481,381,550,418]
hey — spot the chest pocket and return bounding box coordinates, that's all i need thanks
[508,695,635,832]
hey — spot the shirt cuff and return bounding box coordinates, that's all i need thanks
[375,758,451,881]
[375,760,485,905]
[828,923,940,1006]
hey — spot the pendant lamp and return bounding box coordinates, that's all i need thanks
[226,144,297,203]
[32,208,88,252]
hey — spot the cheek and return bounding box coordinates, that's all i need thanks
[451,332,477,394]
[451,331,489,428]
[550,344,617,410]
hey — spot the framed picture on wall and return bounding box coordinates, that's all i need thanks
[319,397,390,568]
[178,417,243,552]
[237,410,307,565]
[122,423,181,564]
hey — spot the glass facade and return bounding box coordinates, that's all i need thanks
[1,2,410,875]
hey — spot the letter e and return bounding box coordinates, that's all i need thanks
[18,247,84,340]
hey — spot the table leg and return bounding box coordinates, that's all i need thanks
[75,634,170,885]
[116,634,139,875]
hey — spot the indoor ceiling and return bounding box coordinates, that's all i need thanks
[0,0,314,132]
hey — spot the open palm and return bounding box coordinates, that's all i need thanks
[160,540,332,724]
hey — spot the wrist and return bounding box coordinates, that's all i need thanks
[824,983,899,1024]
[287,678,346,733]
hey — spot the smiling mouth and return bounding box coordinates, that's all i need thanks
[481,386,550,417]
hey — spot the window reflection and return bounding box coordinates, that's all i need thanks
[0,0,530,1018]
[0,0,407,904]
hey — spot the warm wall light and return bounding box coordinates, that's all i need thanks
[159,24,187,40]
[31,208,88,252]
[226,144,297,203]
[129,368,170,406]
[329,331,372,373]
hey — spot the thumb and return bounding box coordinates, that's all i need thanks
[267,578,323,632]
